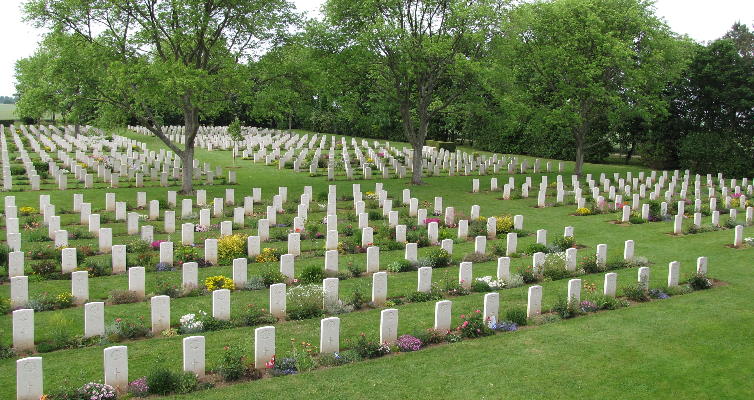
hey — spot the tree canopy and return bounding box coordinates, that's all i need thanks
[14,0,753,178]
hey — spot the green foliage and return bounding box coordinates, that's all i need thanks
[286,284,324,320]
[216,346,248,382]
[228,117,243,141]
[347,281,370,309]
[147,367,198,395]
[420,248,452,268]
[552,298,582,319]
[239,305,276,326]
[299,264,326,285]
[260,267,287,287]
[590,294,630,310]
[506,308,528,326]
[687,273,713,290]
[495,0,689,173]
[456,311,494,338]
[108,290,141,305]
[552,236,576,252]
[622,284,650,302]
[406,290,444,303]
[351,334,390,359]
[524,243,549,255]
[386,259,414,273]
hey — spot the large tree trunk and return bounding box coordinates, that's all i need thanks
[411,143,423,184]
[624,141,635,164]
[181,146,194,194]
[574,142,584,177]
[181,104,200,195]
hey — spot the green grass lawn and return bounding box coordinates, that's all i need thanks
[1,127,752,399]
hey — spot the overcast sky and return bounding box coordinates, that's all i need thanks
[1,0,752,96]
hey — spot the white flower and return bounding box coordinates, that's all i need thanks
[475,275,505,289]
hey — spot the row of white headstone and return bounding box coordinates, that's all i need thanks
[15,257,710,399]
[2,124,229,192]
[10,236,653,355]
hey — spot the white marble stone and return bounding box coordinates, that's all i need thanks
[104,346,129,392]
[319,317,340,354]
[212,289,231,321]
[151,295,171,333]
[434,300,452,331]
[183,335,206,378]
[527,285,542,318]
[16,357,43,400]
[84,302,105,338]
[269,283,286,318]
[254,326,276,369]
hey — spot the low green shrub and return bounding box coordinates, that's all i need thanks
[523,243,549,255]
[286,284,324,320]
[299,264,326,285]
[386,259,413,273]
[108,290,141,305]
[622,284,650,302]
[506,308,528,326]
[421,247,452,268]
[687,273,713,290]
[216,345,248,382]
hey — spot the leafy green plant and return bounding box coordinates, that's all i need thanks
[260,268,287,287]
[551,298,582,319]
[456,310,494,338]
[108,290,141,305]
[386,259,414,272]
[216,345,248,382]
[552,236,576,251]
[421,247,452,268]
[350,333,390,358]
[687,273,713,290]
[505,308,528,326]
[299,264,326,284]
[622,284,650,302]
[286,284,324,320]
[238,304,276,326]
[348,281,370,309]
[524,243,549,255]
[406,289,443,303]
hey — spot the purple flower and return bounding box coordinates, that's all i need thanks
[396,334,423,352]
[492,321,518,332]
[579,300,598,313]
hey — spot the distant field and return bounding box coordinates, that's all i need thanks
[0,104,17,120]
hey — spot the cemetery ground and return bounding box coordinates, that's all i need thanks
[2,128,753,399]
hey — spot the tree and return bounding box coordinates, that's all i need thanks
[497,0,687,175]
[24,0,295,193]
[16,31,99,130]
[723,22,754,58]
[645,37,754,176]
[325,0,502,184]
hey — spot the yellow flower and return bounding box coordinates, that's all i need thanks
[217,234,246,264]
[19,206,37,216]
[255,247,281,263]
[495,215,514,233]
[576,207,592,216]
[204,275,235,291]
